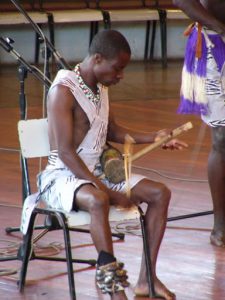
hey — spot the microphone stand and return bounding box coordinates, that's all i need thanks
[18,64,31,207]
[0,37,52,89]
[10,0,72,71]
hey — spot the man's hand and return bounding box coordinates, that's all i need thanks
[162,138,188,150]
[155,129,188,150]
[154,129,172,142]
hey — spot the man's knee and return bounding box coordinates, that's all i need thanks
[156,184,171,205]
[146,183,171,209]
[88,190,110,213]
[134,179,171,206]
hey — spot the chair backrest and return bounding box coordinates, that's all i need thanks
[18,118,50,158]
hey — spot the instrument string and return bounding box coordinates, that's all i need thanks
[124,134,135,198]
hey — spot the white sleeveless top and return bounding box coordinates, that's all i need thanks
[47,68,109,172]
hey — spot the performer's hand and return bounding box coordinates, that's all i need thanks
[154,129,188,150]
[162,138,188,150]
[154,129,172,142]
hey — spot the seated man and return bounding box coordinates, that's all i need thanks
[38,29,186,300]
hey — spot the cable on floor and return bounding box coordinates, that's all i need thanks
[0,238,64,277]
[133,165,208,183]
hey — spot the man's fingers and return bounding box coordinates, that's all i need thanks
[162,139,188,150]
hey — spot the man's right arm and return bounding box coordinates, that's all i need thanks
[47,85,106,189]
[173,0,225,34]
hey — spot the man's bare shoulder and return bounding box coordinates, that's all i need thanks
[47,84,76,110]
[48,84,72,99]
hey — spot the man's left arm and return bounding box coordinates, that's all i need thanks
[107,109,156,144]
[107,109,188,150]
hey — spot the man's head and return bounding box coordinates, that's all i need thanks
[88,30,131,86]
[89,29,131,59]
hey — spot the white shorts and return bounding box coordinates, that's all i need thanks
[37,166,145,213]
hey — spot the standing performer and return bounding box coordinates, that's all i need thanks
[173,0,225,247]
[38,29,186,299]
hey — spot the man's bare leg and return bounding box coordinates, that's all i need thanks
[76,185,128,300]
[76,185,114,252]
[131,179,176,300]
[208,127,225,247]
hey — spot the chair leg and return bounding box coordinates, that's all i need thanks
[149,20,157,62]
[47,13,55,48]
[138,206,156,298]
[47,13,56,72]
[89,21,99,45]
[94,21,99,36]
[17,207,97,299]
[102,10,111,29]
[54,211,76,300]
[17,210,38,292]
[144,20,151,61]
[159,9,167,68]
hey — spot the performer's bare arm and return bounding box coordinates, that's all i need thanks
[173,0,225,34]
[47,85,107,190]
[107,108,188,149]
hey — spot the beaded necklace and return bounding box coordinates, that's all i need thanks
[74,64,100,106]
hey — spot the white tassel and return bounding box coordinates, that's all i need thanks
[181,66,207,104]
[181,66,194,101]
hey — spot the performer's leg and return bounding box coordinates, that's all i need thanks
[131,179,175,300]
[75,184,128,300]
[208,126,225,247]
[76,184,114,253]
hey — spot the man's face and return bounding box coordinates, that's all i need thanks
[93,51,131,87]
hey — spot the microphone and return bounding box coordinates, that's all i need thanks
[0,36,52,88]
[0,37,33,73]
[0,37,13,53]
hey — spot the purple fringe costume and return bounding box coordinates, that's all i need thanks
[178,26,225,117]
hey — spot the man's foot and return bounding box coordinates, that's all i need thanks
[96,261,129,297]
[134,278,176,300]
[210,230,225,247]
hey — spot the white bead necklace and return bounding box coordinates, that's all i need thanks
[74,64,100,106]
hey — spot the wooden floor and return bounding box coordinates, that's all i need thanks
[0,60,224,300]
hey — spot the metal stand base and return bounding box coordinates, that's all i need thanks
[167,210,213,222]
